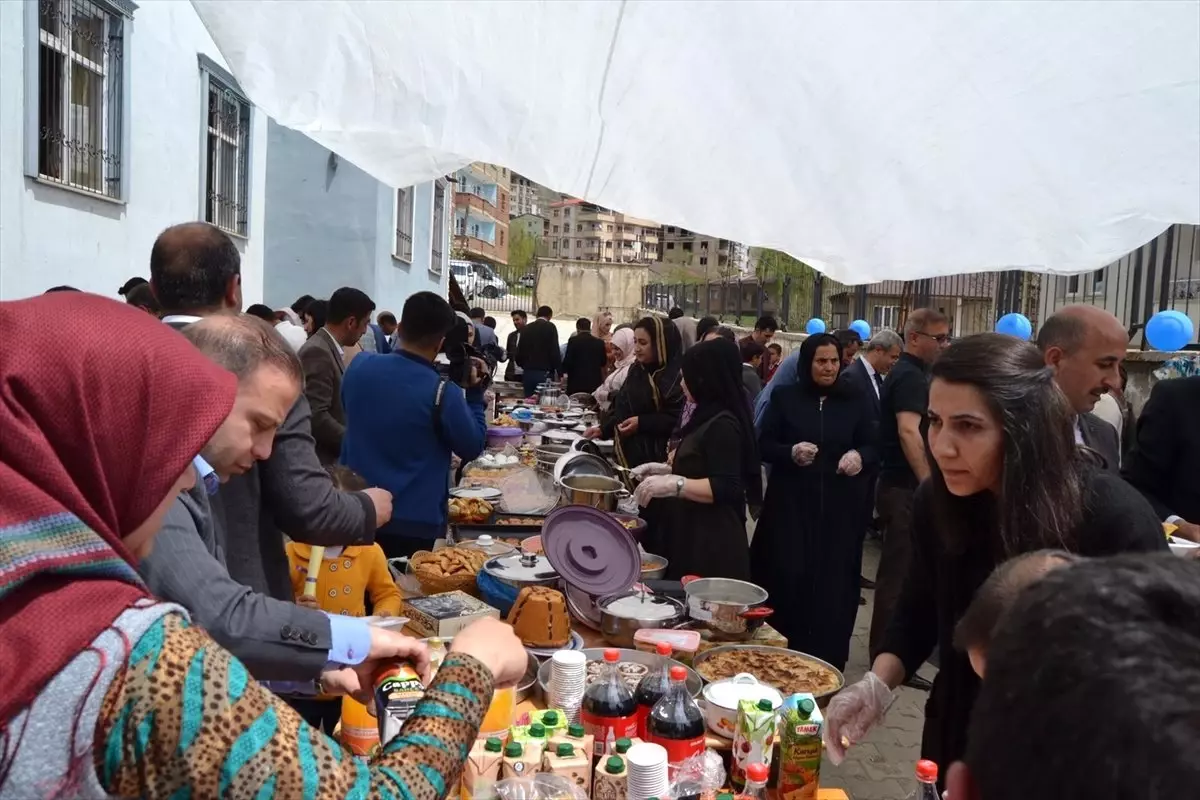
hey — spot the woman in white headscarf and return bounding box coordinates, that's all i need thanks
[594,327,637,412]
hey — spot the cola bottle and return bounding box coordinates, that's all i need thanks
[580,648,638,757]
[633,641,674,738]
[646,665,706,767]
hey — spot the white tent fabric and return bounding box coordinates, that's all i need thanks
[192,0,1200,284]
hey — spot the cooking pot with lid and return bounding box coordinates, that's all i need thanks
[681,576,773,640]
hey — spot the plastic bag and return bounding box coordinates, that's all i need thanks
[498,468,559,515]
[669,750,726,800]
[479,773,588,800]
[461,445,525,489]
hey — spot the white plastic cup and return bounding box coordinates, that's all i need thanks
[625,742,669,800]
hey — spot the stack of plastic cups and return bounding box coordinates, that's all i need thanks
[626,742,670,800]
[548,650,587,725]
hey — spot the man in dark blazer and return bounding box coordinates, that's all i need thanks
[562,316,609,395]
[517,305,562,396]
[505,309,527,382]
[299,287,376,464]
[1037,305,1127,472]
[1122,376,1200,542]
[150,223,390,602]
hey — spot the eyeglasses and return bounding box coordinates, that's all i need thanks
[915,331,952,345]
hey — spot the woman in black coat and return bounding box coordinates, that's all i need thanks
[630,338,761,580]
[824,334,1168,785]
[751,333,877,672]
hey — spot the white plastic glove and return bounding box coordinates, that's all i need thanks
[837,449,863,476]
[822,672,894,765]
[791,442,819,466]
[630,462,672,479]
[633,474,682,506]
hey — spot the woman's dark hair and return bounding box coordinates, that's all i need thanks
[291,294,315,315]
[125,283,161,316]
[928,333,1083,557]
[795,333,844,394]
[118,276,148,297]
[303,299,328,334]
[695,315,720,340]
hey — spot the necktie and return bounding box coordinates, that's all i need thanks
[874,372,884,391]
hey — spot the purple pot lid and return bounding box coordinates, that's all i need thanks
[541,505,640,597]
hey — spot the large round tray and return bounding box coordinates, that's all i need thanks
[536,647,703,702]
[692,644,845,706]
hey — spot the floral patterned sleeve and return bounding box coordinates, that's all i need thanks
[95,613,492,799]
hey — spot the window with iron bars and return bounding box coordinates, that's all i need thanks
[394,186,414,262]
[202,69,251,237]
[35,0,129,200]
[431,180,447,273]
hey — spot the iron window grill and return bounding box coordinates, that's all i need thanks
[431,181,447,272]
[395,187,414,262]
[204,75,250,236]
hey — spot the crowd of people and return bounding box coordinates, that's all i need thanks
[3,220,1198,798]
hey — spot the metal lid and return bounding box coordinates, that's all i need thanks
[483,551,558,582]
[542,505,640,597]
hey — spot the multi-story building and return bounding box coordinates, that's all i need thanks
[261,121,449,312]
[547,199,660,264]
[510,213,549,245]
[509,171,543,218]
[659,226,747,279]
[454,162,509,266]
[0,0,269,300]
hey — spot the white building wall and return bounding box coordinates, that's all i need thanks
[0,0,267,302]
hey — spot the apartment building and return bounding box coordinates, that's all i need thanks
[509,171,542,217]
[547,199,661,264]
[454,162,510,266]
[659,226,747,279]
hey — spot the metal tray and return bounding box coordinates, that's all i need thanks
[692,644,845,705]
[536,647,703,702]
[453,513,547,537]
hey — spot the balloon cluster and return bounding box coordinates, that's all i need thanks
[1144,310,1195,352]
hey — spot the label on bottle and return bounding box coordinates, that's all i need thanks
[647,732,705,766]
[580,710,639,758]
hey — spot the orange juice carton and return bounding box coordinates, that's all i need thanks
[731,698,778,790]
[778,693,823,799]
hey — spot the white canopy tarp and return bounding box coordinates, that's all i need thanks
[192,0,1200,284]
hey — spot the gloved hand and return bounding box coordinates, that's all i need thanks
[633,474,682,506]
[630,462,672,479]
[791,442,819,466]
[837,449,863,476]
[822,671,894,765]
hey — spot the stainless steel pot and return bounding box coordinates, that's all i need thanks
[481,551,560,590]
[598,591,686,647]
[557,474,628,512]
[640,553,668,580]
[682,576,773,641]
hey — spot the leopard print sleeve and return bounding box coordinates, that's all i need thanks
[94,612,493,799]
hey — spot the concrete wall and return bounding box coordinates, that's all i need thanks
[0,1,267,301]
[262,120,446,314]
[536,258,650,320]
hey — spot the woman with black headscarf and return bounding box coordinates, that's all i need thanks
[631,338,760,580]
[750,333,877,672]
[590,316,685,469]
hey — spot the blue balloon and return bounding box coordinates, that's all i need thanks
[1145,310,1195,352]
[995,312,1033,340]
[849,319,872,340]
[805,318,827,335]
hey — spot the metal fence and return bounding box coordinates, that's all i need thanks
[452,259,538,316]
[645,224,1199,349]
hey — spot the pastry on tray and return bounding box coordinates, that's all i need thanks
[507,586,571,648]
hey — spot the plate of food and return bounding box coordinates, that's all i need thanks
[450,486,502,501]
[693,645,844,705]
[448,497,493,524]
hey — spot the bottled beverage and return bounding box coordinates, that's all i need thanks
[634,641,674,738]
[907,759,939,800]
[741,762,769,798]
[646,665,706,767]
[581,648,639,757]
[427,637,447,676]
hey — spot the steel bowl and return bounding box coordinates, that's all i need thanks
[557,474,628,512]
[536,647,703,702]
[639,553,668,580]
[692,644,846,708]
[682,576,772,640]
[597,591,686,647]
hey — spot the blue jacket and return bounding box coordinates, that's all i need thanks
[341,350,487,539]
[754,349,801,430]
[369,323,391,354]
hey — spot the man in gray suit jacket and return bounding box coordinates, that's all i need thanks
[150,225,392,601]
[1037,305,1128,472]
[298,287,376,464]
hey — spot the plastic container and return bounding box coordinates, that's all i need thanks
[906,759,940,799]
[634,628,702,665]
[487,426,526,449]
[741,763,769,798]
[339,696,380,759]
[460,535,517,558]
[645,666,706,769]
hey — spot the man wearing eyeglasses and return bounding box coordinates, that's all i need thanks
[868,307,950,689]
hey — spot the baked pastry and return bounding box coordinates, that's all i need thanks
[507,586,571,648]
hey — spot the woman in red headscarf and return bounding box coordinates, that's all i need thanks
[0,293,524,798]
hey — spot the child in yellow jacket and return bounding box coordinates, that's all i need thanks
[286,465,402,733]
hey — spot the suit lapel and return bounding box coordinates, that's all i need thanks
[322,329,345,375]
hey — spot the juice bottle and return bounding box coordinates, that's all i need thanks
[338,696,380,759]
[428,637,447,677]
[372,661,425,747]
[633,642,674,738]
[478,685,515,741]
[461,737,504,799]
[580,649,639,757]
[646,666,706,769]
[542,742,591,795]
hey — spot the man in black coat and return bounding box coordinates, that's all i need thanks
[561,316,609,395]
[1122,375,1200,543]
[504,309,527,382]
[1037,305,1126,471]
[517,305,561,396]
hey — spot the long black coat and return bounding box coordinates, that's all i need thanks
[750,380,877,671]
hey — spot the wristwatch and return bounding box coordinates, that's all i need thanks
[674,477,685,497]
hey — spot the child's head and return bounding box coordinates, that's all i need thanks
[955,549,1080,678]
[326,464,369,492]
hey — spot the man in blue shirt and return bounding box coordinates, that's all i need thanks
[342,291,489,558]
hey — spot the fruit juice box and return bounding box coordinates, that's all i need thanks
[731,697,777,790]
[778,693,823,799]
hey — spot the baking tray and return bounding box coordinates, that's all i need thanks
[535,647,703,702]
[453,513,546,538]
[692,644,845,706]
